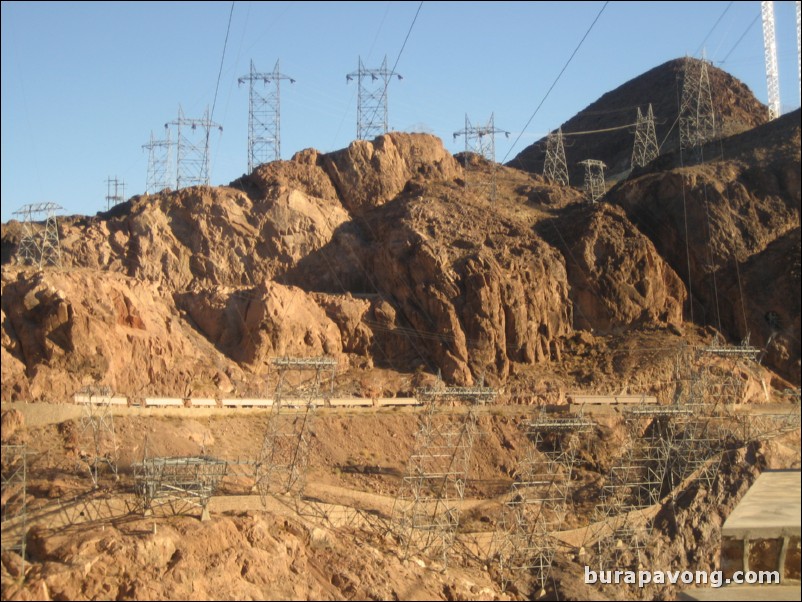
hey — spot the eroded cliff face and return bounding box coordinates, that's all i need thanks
[321,132,462,215]
[361,185,574,384]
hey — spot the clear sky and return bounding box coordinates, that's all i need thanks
[2,1,800,222]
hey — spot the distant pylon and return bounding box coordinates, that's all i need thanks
[346,56,402,141]
[453,113,510,200]
[579,159,607,203]
[165,106,223,189]
[105,177,126,211]
[142,130,173,193]
[543,127,569,186]
[761,1,781,120]
[679,57,716,154]
[631,105,659,169]
[238,59,295,173]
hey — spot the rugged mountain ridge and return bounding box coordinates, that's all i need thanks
[1,60,798,402]
[508,57,768,183]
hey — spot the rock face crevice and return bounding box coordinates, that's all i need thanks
[537,203,686,334]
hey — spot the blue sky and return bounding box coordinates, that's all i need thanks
[2,1,800,221]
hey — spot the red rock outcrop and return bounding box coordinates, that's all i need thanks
[322,132,462,215]
[0,268,250,402]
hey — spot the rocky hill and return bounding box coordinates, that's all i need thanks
[2,131,698,401]
[508,57,768,183]
[1,60,799,403]
[1,57,799,602]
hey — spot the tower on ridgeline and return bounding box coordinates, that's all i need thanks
[453,113,510,200]
[238,59,295,172]
[347,56,402,141]
[679,57,716,155]
[165,106,223,189]
[105,177,126,211]
[143,130,173,193]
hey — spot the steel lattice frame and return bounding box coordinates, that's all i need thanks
[238,59,295,172]
[346,56,401,141]
[594,404,689,571]
[133,456,228,520]
[76,386,119,488]
[142,130,173,193]
[1,445,27,573]
[679,57,716,156]
[393,385,496,567]
[579,159,607,203]
[496,411,593,593]
[593,343,768,572]
[165,106,223,189]
[631,104,659,169]
[762,1,781,120]
[105,177,126,211]
[256,356,337,502]
[543,127,569,186]
[453,113,510,201]
[11,202,63,269]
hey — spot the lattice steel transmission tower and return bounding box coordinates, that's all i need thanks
[631,105,659,169]
[256,356,337,502]
[165,106,223,189]
[762,1,781,120]
[593,402,691,571]
[679,58,716,155]
[393,383,496,567]
[346,56,402,141]
[11,202,63,269]
[105,177,126,211]
[142,130,173,193]
[579,159,607,203]
[134,455,228,521]
[76,386,120,488]
[496,411,593,594]
[1,444,28,573]
[592,342,762,573]
[239,59,296,172]
[543,127,569,186]
[453,113,510,200]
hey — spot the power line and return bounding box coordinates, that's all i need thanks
[390,1,423,78]
[210,1,235,124]
[695,1,734,57]
[503,1,609,165]
[205,0,235,181]
[719,12,760,65]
